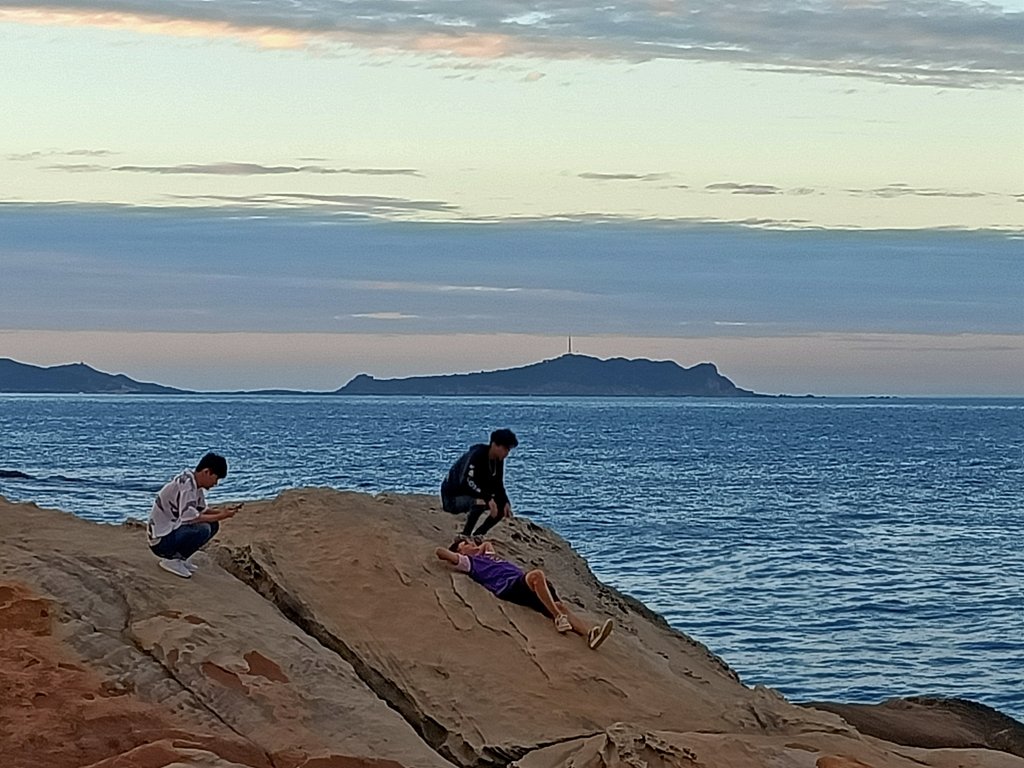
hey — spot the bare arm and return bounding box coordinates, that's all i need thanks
[435,547,460,565]
[194,504,240,523]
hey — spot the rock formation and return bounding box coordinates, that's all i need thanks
[1,489,1021,768]
[336,354,757,397]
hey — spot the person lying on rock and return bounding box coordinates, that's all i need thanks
[435,538,614,650]
[440,428,518,539]
[147,452,238,579]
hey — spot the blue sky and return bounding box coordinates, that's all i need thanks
[1,0,1022,395]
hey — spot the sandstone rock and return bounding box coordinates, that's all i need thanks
[512,722,1024,768]
[1,489,1022,768]
[0,497,452,768]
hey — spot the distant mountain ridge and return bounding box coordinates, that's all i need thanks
[0,354,759,397]
[0,359,188,394]
[337,354,758,397]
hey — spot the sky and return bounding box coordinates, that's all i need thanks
[1,0,1022,396]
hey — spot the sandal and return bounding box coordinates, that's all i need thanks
[587,619,613,649]
[554,614,572,633]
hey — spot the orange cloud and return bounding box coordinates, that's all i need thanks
[0,7,310,48]
[409,32,512,59]
[0,7,523,59]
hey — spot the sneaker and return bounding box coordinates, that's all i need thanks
[183,559,199,573]
[587,619,613,650]
[554,614,572,633]
[158,558,192,579]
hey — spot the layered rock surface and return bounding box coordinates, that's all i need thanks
[1,489,1021,768]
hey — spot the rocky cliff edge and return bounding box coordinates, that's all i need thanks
[1,489,1021,768]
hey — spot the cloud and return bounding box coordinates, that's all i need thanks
[0,196,1011,233]
[6,148,116,161]
[2,204,1022,372]
[438,284,523,293]
[579,172,670,182]
[167,192,459,217]
[847,183,989,199]
[0,198,1017,233]
[45,161,420,176]
[347,312,420,320]
[335,279,593,301]
[43,163,110,173]
[698,181,1005,202]
[706,182,784,195]
[1,1,1020,88]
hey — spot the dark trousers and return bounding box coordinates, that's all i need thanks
[442,493,501,537]
[441,494,478,515]
[463,505,501,536]
[150,521,219,560]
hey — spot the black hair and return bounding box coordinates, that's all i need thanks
[195,452,228,478]
[448,538,463,552]
[490,428,519,449]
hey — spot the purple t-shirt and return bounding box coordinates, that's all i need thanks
[457,553,524,596]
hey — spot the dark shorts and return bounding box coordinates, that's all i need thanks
[497,575,560,618]
[441,493,481,515]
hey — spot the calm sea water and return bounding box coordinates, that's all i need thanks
[1,394,1021,720]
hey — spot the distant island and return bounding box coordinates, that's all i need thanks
[0,358,188,395]
[0,354,760,397]
[336,354,758,397]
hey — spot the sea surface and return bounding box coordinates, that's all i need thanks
[1,394,1022,720]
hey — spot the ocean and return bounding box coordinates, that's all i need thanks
[1,394,1021,720]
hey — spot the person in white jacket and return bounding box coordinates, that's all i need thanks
[147,452,237,579]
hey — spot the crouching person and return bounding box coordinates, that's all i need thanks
[435,538,613,650]
[147,452,238,579]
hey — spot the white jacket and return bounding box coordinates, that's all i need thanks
[147,469,207,544]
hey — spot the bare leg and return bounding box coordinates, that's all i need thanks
[553,601,588,637]
[524,569,564,619]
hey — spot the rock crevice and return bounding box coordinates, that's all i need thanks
[216,541,479,767]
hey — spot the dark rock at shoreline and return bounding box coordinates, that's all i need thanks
[803,697,1024,758]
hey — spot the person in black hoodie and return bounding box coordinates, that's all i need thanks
[440,428,518,538]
